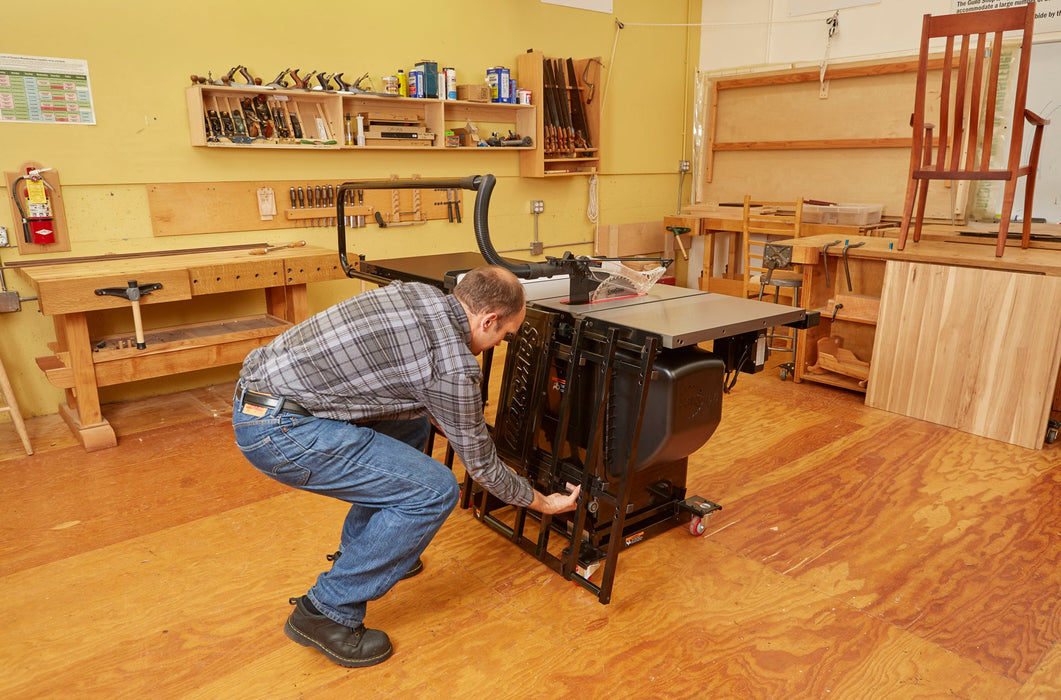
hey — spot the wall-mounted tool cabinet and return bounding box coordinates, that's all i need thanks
[517,51,602,177]
[186,85,534,152]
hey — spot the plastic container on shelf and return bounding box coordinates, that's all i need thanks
[802,203,882,226]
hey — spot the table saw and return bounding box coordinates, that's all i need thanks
[336,175,817,603]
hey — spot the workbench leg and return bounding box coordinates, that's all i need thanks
[56,312,116,452]
[265,283,310,324]
[792,265,820,384]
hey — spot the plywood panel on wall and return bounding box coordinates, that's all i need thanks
[700,57,959,221]
[866,261,1061,450]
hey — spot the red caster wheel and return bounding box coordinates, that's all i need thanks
[688,516,706,536]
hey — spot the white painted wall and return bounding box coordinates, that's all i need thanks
[699,0,955,73]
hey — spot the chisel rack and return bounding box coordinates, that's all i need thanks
[517,51,602,177]
[147,178,464,236]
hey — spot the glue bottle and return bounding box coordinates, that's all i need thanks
[397,69,408,97]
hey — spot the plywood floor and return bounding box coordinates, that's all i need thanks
[0,366,1059,698]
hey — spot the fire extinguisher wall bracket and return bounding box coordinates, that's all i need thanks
[4,161,72,254]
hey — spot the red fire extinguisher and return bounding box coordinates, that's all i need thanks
[12,167,56,245]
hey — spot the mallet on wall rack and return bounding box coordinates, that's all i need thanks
[94,280,163,349]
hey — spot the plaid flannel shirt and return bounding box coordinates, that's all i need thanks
[239,281,533,506]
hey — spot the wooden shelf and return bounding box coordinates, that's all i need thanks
[816,293,881,325]
[188,85,342,148]
[187,85,535,153]
[800,370,868,393]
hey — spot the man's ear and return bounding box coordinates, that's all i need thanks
[480,312,499,331]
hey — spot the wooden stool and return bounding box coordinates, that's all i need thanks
[0,354,33,455]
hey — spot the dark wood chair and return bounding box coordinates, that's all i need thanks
[898,3,1048,258]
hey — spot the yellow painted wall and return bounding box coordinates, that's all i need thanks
[0,0,700,417]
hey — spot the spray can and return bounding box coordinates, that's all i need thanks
[444,67,457,100]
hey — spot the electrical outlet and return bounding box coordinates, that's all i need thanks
[530,241,544,255]
[531,200,544,214]
[0,226,8,247]
[678,160,691,173]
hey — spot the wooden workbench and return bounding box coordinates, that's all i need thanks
[774,233,1061,449]
[663,205,890,295]
[15,245,346,451]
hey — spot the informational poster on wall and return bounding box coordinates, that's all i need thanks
[541,0,612,13]
[0,54,96,125]
[952,0,1061,32]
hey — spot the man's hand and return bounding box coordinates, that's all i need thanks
[529,483,581,514]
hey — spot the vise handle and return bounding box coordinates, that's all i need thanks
[665,226,691,261]
[94,280,163,350]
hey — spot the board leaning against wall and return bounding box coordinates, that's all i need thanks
[695,55,964,221]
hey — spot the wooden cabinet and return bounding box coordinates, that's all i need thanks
[186,85,534,152]
[517,51,602,177]
[795,243,884,393]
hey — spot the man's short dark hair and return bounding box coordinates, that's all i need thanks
[453,266,525,320]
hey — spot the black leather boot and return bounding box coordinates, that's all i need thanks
[284,596,392,668]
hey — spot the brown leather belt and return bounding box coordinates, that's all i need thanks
[240,389,312,417]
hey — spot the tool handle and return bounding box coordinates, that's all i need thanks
[674,234,688,261]
[130,299,147,349]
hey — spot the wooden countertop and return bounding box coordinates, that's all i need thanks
[777,233,1061,277]
[13,245,346,316]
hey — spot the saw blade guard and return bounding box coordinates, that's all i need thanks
[587,260,668,302]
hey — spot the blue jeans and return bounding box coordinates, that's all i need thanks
[232,387,459,628]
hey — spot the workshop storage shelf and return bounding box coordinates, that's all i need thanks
[186,86,534,151]
[517,51,602,177]
[187,85,343,148]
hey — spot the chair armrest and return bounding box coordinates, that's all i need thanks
[1025,109,1049,127]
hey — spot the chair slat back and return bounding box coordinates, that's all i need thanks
[742,197,803,294]
[913,3,1035,176]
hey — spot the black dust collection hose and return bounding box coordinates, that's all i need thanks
[334,174,558,281]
